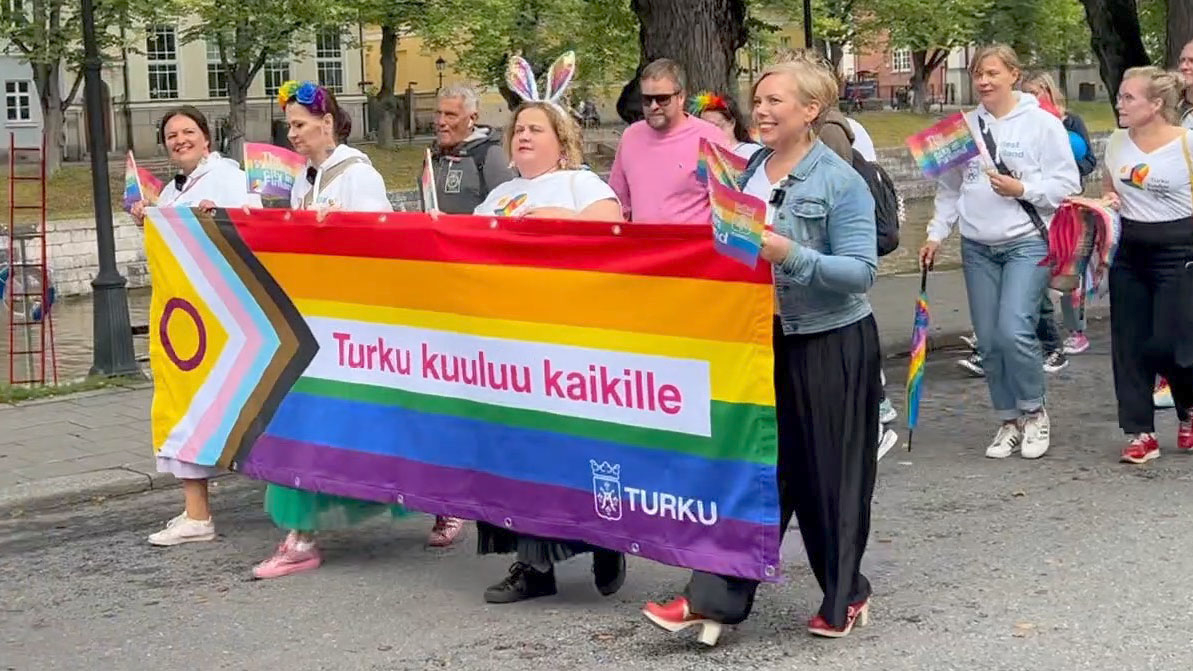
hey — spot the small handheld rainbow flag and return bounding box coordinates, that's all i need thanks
[420,149,440,213]
[122,151,162,212]
[709,178,765,268]
[905,267,930,451]
[905,113,980,179]
[244,142,306,206]
[697,138,748,190]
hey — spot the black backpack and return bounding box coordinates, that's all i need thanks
[849,149,900,257]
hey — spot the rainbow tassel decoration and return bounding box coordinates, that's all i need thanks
[906,267,930,451]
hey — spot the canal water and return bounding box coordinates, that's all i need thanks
[0,199,951,384]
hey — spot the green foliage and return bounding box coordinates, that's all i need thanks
[419,0,639,94]
[1137,0,1167,63]
[751,0,882,56]
[0,0,160,72]
[179,0,355,82]
[879,0,990,53]
[977,0,1090,67]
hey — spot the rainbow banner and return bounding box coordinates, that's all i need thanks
[709,178,766,268]
[905,268,930,450]
[244,142,306,207]
[697,137,748,190]
[123,152,162,212]
[905,113,980,179]
[143,209,781,581]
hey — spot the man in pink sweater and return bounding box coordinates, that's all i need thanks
[608,59,730,224]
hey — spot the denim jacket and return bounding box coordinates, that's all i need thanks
[742,141,877,335]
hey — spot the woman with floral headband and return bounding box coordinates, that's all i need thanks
[252,80,401,580]
[689,91,763,159]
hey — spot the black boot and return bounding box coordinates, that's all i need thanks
[592,550,626,596]
[483,562,557,604]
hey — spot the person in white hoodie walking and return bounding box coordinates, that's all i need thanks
[133,106,261,547]
[252,81,403,580]
[919,45,1080,460]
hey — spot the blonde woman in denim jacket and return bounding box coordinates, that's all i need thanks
[643,54,882,646]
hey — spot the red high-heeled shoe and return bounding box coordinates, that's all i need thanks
[807,599,870,638]
[642,597,723,646]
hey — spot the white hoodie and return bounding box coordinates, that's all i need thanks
[157,152,261,208]
[290,144,393,212]
[927,93,1080,245]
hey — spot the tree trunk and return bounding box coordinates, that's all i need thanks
[618,0,748,123]
[1079,0,1150,116]
[32,63,64,174]
[828,42,845,76]
[226,78,249,163]
[1168,0,1193,68]
[1058,62,1069,99]
[910,50,947,115]
[377,25,399,149]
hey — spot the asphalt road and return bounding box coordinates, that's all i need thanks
[4,318,1193,671]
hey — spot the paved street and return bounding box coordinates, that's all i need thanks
[4,316,1192,670]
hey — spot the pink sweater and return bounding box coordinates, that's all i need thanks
[608,116,729,224]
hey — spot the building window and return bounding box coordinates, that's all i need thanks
[779,36,791,48]
[5,80,30,122]
[263,59,290,97]
[892,49,912,73]
[146,25,179,99]
[315,29,343,93]
[206,40,228,98]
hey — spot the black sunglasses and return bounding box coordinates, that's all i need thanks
[641,91,680,107]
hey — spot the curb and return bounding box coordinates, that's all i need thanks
[0,467,188,517]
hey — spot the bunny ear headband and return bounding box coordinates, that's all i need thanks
[505,51,577,104]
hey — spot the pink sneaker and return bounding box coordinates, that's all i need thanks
[252,533,322,579]
[428,516,465,547]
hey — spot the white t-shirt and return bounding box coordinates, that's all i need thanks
[744,158,781,227]
[733,142,765,160]
[1106,129,1193,222]
[157,152,260,208]
[1181,106,1193,131]
[474,169,618,217]
[847,118,877,162]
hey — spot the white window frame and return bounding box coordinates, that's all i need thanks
[263,58,291,97]
[315,29,344,94]
[891,49,912,74]
[206,40,228,98]
[4,80,31,124]
[146,25,179,100]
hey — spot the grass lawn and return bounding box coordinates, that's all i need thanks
[360,144,426,191]
[853,101,1118,149]
[0,375,143,404]
[0,164,120,226]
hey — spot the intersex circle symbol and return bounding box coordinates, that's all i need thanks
[159,297,207,371]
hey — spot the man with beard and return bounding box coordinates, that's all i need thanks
[608,59,728,223]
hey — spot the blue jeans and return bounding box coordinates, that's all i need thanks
[961,236,1049,420]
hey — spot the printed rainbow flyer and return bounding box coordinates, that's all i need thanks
[143,208,781,581]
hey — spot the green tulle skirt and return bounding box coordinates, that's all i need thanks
[264,484,408,532]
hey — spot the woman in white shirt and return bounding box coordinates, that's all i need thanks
[1097,67,1193,464]
[473,100,627,605]
[141,106,259,548]
[252,81,402,580]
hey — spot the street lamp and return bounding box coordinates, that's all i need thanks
[803,0,813,49]
[435,56,446,92]
[81,0,138,378]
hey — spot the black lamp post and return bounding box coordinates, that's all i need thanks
[435,56,446,92]
[803,0,813,49]
[82,0,138,378]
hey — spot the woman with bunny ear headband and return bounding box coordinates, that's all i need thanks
[474,52,627,605]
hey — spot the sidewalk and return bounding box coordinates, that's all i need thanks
[0,270,1108,515]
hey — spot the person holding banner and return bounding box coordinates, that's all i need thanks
[919,45,1079,461]
[472,55,627,604]
[644,55,882,645]
[142,106,261,547]
[252,81,402,580]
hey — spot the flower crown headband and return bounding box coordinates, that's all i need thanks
[688,91,729,116]
[505,51,577,106]
[277,80,329,114]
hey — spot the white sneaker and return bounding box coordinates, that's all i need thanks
[1021,409,1050,459]
[877,427,899,461]
[985,423,1022,458]
[148,513,216,546]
